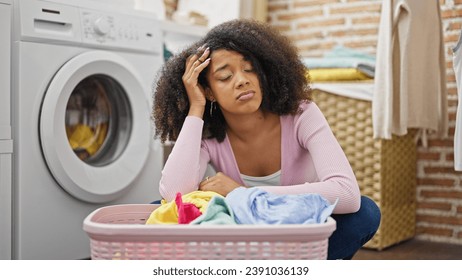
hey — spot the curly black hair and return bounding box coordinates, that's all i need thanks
[152,19,311,143]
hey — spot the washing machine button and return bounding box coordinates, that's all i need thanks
[94,17,110,35]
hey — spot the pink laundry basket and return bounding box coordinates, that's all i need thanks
[83,204,336,260]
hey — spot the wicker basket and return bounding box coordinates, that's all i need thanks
[312,89,417,250]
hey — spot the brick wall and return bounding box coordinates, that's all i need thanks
[268,0,462,245]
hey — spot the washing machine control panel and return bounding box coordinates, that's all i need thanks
[81,9,161,54]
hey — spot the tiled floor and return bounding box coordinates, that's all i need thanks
[352,239,462,260]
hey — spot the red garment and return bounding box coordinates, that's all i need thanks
[175,192,202,224]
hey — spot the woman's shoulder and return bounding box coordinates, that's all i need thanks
[298,100,322,112]
[281,100,329,141]
[281,100,322,123]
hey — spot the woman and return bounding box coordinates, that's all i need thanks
[152,19,380,259]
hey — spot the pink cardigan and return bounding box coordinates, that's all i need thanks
[159,102,361,214]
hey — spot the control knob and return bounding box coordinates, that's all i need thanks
[94,17,110,35]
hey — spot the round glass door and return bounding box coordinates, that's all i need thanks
[65,75,131,166]
[40,51,151,203]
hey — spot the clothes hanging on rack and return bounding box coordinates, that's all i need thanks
[452,31,462,171]
[373,0,447,144]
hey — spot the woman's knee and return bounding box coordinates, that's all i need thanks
[330,196,381,241]
[359,196,381,231]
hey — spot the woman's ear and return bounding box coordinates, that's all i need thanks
[205,88,215,102]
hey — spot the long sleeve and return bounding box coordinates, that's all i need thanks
[258,103,361,214]
[372,0,394,138]
[159,116,210,201]
[453,30,462,171]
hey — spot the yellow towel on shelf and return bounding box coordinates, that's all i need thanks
[145,191,223,224]
[307,68,372,82]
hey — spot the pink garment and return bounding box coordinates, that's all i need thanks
[160,102,360,214]
[175,192,202,224]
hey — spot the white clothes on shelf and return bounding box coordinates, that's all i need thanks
[373,0,448,144]
[312,82,374,101]
[452,32,462,171]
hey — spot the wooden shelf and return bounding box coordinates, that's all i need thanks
[160,20,208,38]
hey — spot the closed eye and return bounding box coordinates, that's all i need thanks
[218,75,232,81]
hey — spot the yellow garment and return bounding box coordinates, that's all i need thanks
[67,123,108,156]
[307,68,372,82]
[145,191,223,224]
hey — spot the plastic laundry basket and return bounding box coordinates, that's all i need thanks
[83,204,337,260]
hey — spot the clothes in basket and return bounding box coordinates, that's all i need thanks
[146,188,337,225]
[225,187,337,225]
[191,195,236,225]
[145,191,221,224]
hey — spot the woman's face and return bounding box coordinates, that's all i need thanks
[205,49,262,116]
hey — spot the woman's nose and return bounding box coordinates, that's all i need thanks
[235,72,250,88]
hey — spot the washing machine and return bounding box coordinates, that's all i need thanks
[11,0,163,259]
[0,0,12,261]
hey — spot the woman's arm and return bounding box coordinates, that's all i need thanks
[258,102,361,214]
[159,47,213,201]
[159,116,210,201]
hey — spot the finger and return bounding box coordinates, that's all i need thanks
[185,58,210,84]
[185,54,199,72]
[198,180,210,191]
[197,47,210,64]
[185,56,206,81]
[199,174,214,189]
[185,49,203,70]
[200,182,216,193]
[183,58,210,96]
[197,43,207,53]
[183,64,198,84]
[195,44,207,58]
[199,175,211,184]
[192,58,211,73]
[188,47,209,69]
[186,44,207,69]
[185,47,210,79]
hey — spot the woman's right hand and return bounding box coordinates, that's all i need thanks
[182,46,211,118]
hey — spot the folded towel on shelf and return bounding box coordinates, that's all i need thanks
[326,44,375,59]
[304,58,375,78]
[308,68,372,82]
[303,45,376,78]
[225,187,337,225]
[311,81,374,101]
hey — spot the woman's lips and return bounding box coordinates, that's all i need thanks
[237,91,255,101]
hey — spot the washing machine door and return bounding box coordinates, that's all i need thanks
[40,51,152,203]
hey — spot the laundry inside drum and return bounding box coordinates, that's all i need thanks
[65,74,132,166]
